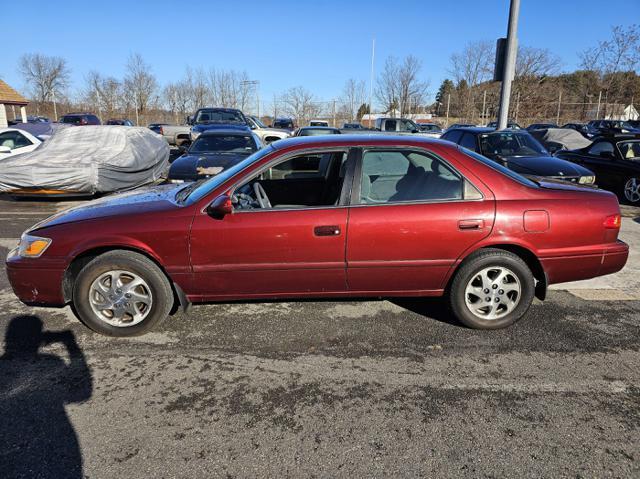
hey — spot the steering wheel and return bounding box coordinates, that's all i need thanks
[253,182,272,209]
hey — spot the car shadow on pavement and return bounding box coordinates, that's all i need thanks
[0,315,92,479]
[390,298,462,327]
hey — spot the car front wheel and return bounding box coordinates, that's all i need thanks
[72,251,173,336]
[449,249,535,329]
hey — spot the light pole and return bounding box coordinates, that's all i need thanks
[368,37,375,125]
[496,0,520,130]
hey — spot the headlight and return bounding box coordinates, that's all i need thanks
[579,176,596,185]
[18,233,52,258]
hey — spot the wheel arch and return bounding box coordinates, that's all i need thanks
[446,243,548,301]
[63,245,189,314]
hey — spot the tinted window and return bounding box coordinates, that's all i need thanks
[360,150,463,204]
[61,115,82,125]
[479,131,547,158]
[190,135,257,154]
[442,130,463,144]
[195,110,245,124]
[460,133,477,150]
[588,141,615,156]
[383,120,397,131]
[618,141,640,160]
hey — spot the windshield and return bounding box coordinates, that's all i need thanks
[398,119,419,132]
[479,131,548,158]
[460,148,539,188]
[251,116,266,128]
[189,135,257,154]
[178,145,274,205]
[614,121,634,129]
[298,128,339,136]
[195,109,245,124]
[618,140,640,160]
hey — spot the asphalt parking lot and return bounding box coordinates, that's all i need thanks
[1,197,639,478]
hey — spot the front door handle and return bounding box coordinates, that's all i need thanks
[314,225,341,236]
[458,219,484,230]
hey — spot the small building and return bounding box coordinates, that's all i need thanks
[0,80,29,128]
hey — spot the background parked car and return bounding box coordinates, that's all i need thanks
[59,112,101,126]
[526,123,558,131]
[8,115,49,126]
[148,123,169,134]
[486,120,522,129]
[271,118,296,131]
[555,134,640,204]
[416,123,443,138]
[0,128,42,158]
[294,126,341,136]
[245,115,290,143]
[562,122,592,138]
[189,107,249,141]
[309,120,329,127]
[441,127,596,185]
[158,124,192,146]
[587,120,640,136]
[342,122,364,129]
[168,128,262,183]
[106,119,134,126]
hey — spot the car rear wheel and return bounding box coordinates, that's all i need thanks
[623,177,640,204]
[449,249,535,329]
[72,251,173,336]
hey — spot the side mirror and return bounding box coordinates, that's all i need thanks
[0,146,11,153]
[206,194,233,220]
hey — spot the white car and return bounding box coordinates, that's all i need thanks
[309,119,329,127]
[0,128,42,158]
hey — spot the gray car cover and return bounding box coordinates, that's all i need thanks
[530,128,592,152]
[0,126,169,194]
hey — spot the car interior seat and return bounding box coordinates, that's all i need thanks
[1,139,15,149]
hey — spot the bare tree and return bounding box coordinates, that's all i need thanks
[280,86,321,125]
[84,71,122,120]
[376,56,429,116]
[516,47,561,79]
[185,67,210,111]
[340,78,366,121]
[18,53,70,113]
[449,41,494,87]
[123,53,158,121]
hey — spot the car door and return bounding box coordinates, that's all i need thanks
[188,148,355,299]
[578,140,620,191]
[346,147,495,293]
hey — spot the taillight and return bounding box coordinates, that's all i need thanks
[159,126,164,135]
[604,214,621,229]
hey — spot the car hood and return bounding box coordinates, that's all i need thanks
[505,156,592,177]
[29,184,181,232]
[169,152,250,180]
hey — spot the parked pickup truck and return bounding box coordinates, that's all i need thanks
[190,108,250,142]
[158,124,191,146]
[246,115,291,144]
[374,117,441,138]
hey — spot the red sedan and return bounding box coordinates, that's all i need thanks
[6,136,628,336]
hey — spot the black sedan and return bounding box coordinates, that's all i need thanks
[555,134,640,204]
[168,129,262,183]
[441,127,596,185]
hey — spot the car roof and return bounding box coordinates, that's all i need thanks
[199,128,252,136]
[197,107,242,112]
[270,133,454,151]
[299,126,339,130]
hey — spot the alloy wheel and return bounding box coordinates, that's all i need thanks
[88,270,153,327]
[464,266,521,320]
[624,177,640,204]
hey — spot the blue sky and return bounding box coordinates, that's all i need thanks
[1,0,638,107]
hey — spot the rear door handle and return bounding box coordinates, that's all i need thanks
[458,219,484,230]
[314,225,341,236]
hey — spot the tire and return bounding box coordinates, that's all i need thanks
[623,176,640,205]
[72,250,173,337]
[449,248,535,330]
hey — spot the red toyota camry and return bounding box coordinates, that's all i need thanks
[6,135,628,336]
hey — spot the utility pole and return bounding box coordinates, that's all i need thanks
[332,99,336,127]
[445,93,451,127]
[514,91,520,123]
[496,0,520,130]
[368,37,375,124]
[481,90,487,125]
[596,90,602,118]
[556,90,562,125]
[51,88,58,121]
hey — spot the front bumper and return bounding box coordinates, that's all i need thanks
[5,248,68,306]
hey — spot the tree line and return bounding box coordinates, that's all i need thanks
[14,24,639,126]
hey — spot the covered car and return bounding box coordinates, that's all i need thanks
[0,125,169,196]
[529,128,592,153]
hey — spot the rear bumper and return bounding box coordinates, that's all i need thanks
[5,249,67,306]
[541,240,629,285]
